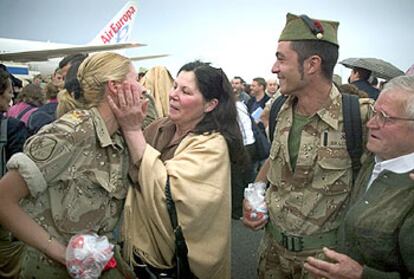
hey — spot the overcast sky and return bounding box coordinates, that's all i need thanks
[0,0,413,82]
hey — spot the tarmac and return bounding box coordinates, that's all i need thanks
[231,219,264,279]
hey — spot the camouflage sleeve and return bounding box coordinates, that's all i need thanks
[14,129,75,197]
[6,152,47,198]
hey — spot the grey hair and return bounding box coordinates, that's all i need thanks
[381,75,414,120]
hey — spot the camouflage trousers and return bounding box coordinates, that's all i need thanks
[0,226,25,278]
[19,245,135,279]
[257,230,326,279]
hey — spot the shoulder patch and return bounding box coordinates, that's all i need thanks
[28,136,58,162]
[60,110,90,126]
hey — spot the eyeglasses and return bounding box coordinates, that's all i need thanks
[370,104,414,127]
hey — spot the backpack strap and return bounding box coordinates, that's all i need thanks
[269,95,288,143]
[268,93,362,180]
[0,118,8,176]
[16,105,35,121]
[342,93,363,181]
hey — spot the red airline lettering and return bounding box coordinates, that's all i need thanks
[100,6,136,44]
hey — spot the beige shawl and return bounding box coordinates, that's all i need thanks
[123,133,231,279]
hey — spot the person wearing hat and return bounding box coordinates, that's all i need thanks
[242,13,373,278]
[347,66,380,100]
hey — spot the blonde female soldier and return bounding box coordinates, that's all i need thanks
[0,52,140,278]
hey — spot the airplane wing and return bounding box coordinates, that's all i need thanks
[0,42,146,63]
[129,54,169,61]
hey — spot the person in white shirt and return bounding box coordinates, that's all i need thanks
[305,75,414,279]
[231,101,255,219]
[236,101,255,146]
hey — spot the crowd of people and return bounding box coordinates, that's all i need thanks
[0,11,413,279]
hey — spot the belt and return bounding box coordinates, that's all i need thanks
[266,222,337,252]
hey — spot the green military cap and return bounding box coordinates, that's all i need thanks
[279,13,339,46]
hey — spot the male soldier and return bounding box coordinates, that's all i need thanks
[242,13,372,278]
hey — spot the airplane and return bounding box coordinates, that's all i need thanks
[0,0,168,78]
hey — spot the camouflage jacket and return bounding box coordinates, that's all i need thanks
[7,108,131,244]
[266,85,372,235]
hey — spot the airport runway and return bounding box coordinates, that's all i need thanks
[231,219,264,279]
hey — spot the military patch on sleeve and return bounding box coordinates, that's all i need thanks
[28,136,58,162]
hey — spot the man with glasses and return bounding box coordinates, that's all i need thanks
[242,13,373,278]
[304,75,414,278]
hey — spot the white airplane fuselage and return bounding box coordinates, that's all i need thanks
[0,1,139,78]
[0,38,73,75]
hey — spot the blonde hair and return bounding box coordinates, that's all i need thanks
[57,52,131,117]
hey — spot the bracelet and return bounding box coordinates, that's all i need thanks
[45,234,54,254]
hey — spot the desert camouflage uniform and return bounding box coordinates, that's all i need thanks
[258,86,372,278]
[6,108,134,278]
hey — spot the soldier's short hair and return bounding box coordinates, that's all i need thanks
[290,40,338,81]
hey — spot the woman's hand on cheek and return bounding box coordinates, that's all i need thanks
[107,81,147,132]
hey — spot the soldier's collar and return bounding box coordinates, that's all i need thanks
[315,86,342,130]
[91,108,124,150]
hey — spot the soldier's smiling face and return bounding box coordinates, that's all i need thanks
[271,41,307,96]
